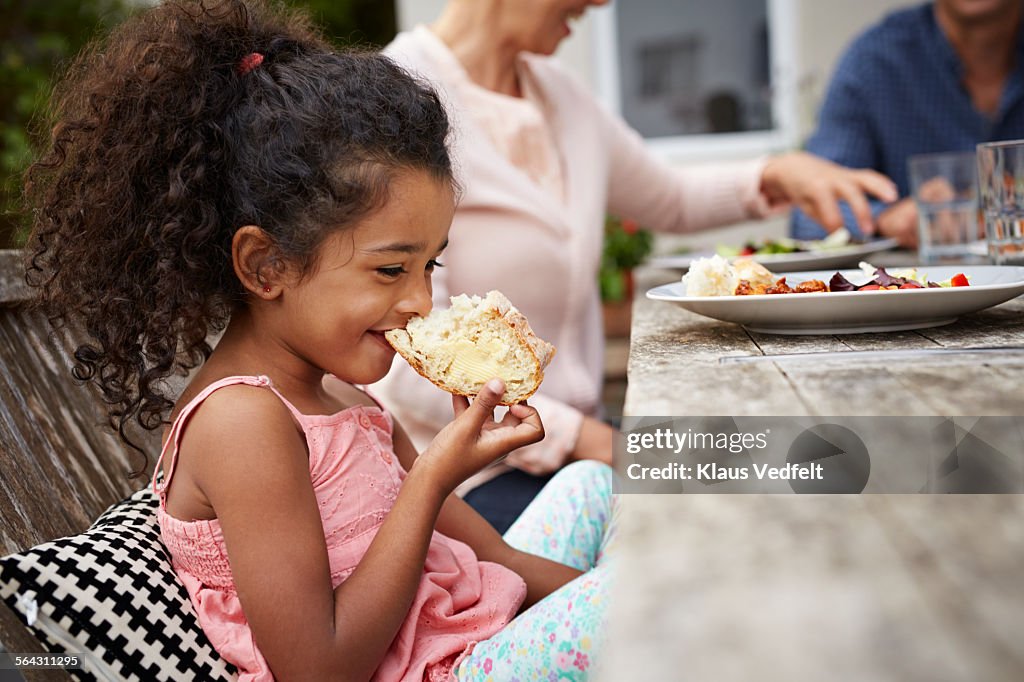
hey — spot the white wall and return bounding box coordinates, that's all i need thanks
[394,0,443,27]
[794,0,910,140]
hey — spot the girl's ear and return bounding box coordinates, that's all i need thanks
[232,225,285,299]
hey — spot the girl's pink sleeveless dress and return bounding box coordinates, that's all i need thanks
[153,375,527,681]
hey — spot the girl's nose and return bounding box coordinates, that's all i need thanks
[400,277,433,319]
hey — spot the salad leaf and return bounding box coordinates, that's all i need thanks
[842,261,969,290]
[716,228,856,259]
[829,273,858,292]
[873,267,905,288]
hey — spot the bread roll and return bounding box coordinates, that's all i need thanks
[732,258,776,290]
[384,291,555,405]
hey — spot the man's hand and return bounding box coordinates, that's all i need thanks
[876,197,919,248]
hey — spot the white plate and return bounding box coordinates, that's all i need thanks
[646,265,1024,335]
[648,238,901,272]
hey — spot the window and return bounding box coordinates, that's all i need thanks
[591,0,797,161]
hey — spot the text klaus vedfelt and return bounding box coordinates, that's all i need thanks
[622,428,824,481]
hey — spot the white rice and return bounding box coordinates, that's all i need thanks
[682,255,739,296]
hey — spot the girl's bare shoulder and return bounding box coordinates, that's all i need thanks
[162,379,307,520]
[177,381,306,477]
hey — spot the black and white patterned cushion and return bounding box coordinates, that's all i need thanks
[0,487,237,681]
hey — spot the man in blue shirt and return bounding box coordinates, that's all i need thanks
[792,0,1024,246]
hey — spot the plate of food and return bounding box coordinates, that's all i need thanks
[648,228,900,272]
[646,256,1024,334]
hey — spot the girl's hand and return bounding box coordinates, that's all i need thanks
[417,378,545,493]
[760,151,898,236]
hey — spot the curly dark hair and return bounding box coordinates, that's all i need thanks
[23,0,452,473]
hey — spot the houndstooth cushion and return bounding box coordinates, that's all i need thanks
[0,487,237,681]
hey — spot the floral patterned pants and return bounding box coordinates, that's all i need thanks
[455,461,618,681]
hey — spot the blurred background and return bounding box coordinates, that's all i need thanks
[0,0,919,421]
[0,0,396,250]
[0,0,918,251]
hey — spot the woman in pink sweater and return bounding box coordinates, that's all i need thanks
[376,0,899,531]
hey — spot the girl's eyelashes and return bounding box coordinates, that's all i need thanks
[377,265,407,278]
[377,259,444,278]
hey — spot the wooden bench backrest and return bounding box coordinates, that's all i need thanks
[0,249,162,670]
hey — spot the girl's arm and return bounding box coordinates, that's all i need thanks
[392,404,583,609]
[439,490,583,609]
[183,386,442,682]
[183,382,538,682]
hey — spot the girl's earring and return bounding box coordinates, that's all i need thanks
[262,286,272,294]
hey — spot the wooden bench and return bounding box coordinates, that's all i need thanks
[0,249,163,681]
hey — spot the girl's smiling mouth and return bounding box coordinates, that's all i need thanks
[368,329,395,350]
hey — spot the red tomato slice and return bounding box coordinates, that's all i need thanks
[951,273,969,287]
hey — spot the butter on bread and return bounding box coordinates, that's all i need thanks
[384,291,555,405]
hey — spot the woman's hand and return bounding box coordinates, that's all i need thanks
[760,151,898,236]
[417,378,545,493]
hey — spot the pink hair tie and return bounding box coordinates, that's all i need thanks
[237,52,264,75]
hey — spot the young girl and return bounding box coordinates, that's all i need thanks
[24,1,616,680]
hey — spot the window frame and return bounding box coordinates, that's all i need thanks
[590,0,800,162]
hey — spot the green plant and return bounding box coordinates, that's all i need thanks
[1,0,138,249]
[289,0,396,47]
[0,0,396,249]
[599,215,653,302]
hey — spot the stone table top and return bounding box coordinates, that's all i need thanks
[625,265,1024,417]
[598,262,1024,681]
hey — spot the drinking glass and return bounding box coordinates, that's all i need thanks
[977,139,1024,265]
[907,151,985,264]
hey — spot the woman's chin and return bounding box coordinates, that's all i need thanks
[522,29,565,56]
